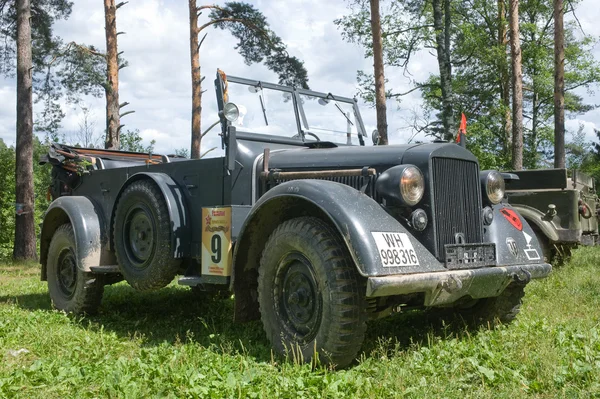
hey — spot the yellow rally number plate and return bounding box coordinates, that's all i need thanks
[201,207,232,277]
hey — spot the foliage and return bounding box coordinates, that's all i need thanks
[2,247,600,396]
[0,138,51,261]
[0,0,77,134]
[119,129,156,153]
[209,2,309,88]
[336,0,600,170]
[0,139,15,260]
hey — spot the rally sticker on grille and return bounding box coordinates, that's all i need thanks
[371,232,420,267]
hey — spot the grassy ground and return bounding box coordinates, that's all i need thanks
[1,249,600,398]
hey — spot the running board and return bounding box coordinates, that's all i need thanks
[90,265,121,274]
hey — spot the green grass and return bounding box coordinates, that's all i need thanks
[1,249,600,398]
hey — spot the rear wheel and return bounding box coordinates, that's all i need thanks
[47,224,104,314]
[258,217,367,368]
[114,180,181,291]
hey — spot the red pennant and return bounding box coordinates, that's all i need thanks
[500,208,523,231]
[459,113,467,134]
[456,113,467,143]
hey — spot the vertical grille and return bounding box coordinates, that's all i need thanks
[431,158,483,258]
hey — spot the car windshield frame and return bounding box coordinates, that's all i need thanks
[215,72,367,147]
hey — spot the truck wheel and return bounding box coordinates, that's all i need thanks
[114,180,181,291]
[457,284,525,326]
[47,224,104,314]
[258,217,367,368]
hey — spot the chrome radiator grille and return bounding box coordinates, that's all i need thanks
[431,157,483,258]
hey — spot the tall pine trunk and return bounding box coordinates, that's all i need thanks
[554,0,565,168]
[14,0,36,260]
[104,0,120,150]
[498,0,511,157]
[509,0,523,170]
[370,0,388,144]
[189,0,202,158]
[433,0,454,141]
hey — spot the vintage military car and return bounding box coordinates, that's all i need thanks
[505,168,599,260]
[39,71,551,367]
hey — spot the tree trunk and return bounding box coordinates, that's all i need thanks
[553,0,565,168]
[104,0,120,150]
[189,0,202,158]
[14,0,36,261]
[370,0,388,145]
[498,0,511,156]
[509,0,523,170]
[433,0,454,141]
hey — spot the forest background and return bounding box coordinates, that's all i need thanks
[1,0,600,260]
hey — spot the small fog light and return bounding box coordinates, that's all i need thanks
[411,209,428,231]
[483,206,494,225]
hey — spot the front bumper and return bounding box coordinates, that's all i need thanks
[366,263,551,307]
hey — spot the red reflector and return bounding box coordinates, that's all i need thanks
[500,208,523,231]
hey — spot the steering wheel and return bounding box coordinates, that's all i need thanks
[292,131,321,142]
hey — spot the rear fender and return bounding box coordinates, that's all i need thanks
[509,204,559,242]
[40,196,115,279]
[231,179,441,321]
[111,172,190,258]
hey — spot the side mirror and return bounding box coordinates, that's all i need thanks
[372,129,380,145]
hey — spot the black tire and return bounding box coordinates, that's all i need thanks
[258,217,367,368]
[47,224,104,314]
[456,284,525,326]
[113,180,181,291]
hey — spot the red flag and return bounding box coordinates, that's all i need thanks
[456,113,467,144]
[459,113,467,134]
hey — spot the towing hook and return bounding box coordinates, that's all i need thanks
[441,275,463,293]
[512,268,531,285]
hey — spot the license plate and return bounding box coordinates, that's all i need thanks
[371,232,420,267]
[445,243,496,270]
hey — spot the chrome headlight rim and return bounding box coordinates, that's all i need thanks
[481,170,505,205]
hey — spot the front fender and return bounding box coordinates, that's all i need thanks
[41,196,115,277]
[485,203,547,265]
[236,180,442,277]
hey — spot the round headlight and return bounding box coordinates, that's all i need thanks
[376,165,425,206]
[400,166,425,206]
[484,171,505,204]
[223,102,239,122]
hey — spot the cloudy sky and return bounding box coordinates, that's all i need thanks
[1,0,600,155]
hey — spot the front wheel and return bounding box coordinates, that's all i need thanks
[258,217,367,368]
[47,224,104,314]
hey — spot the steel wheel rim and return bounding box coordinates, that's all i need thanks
[123,204,156,268]
[275,252,322,343]
[57,248,77,298]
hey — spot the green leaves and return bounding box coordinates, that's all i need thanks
[208,2,309,89]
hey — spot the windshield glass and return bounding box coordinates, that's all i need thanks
[298,93,362,145]
[224,80,365,146]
